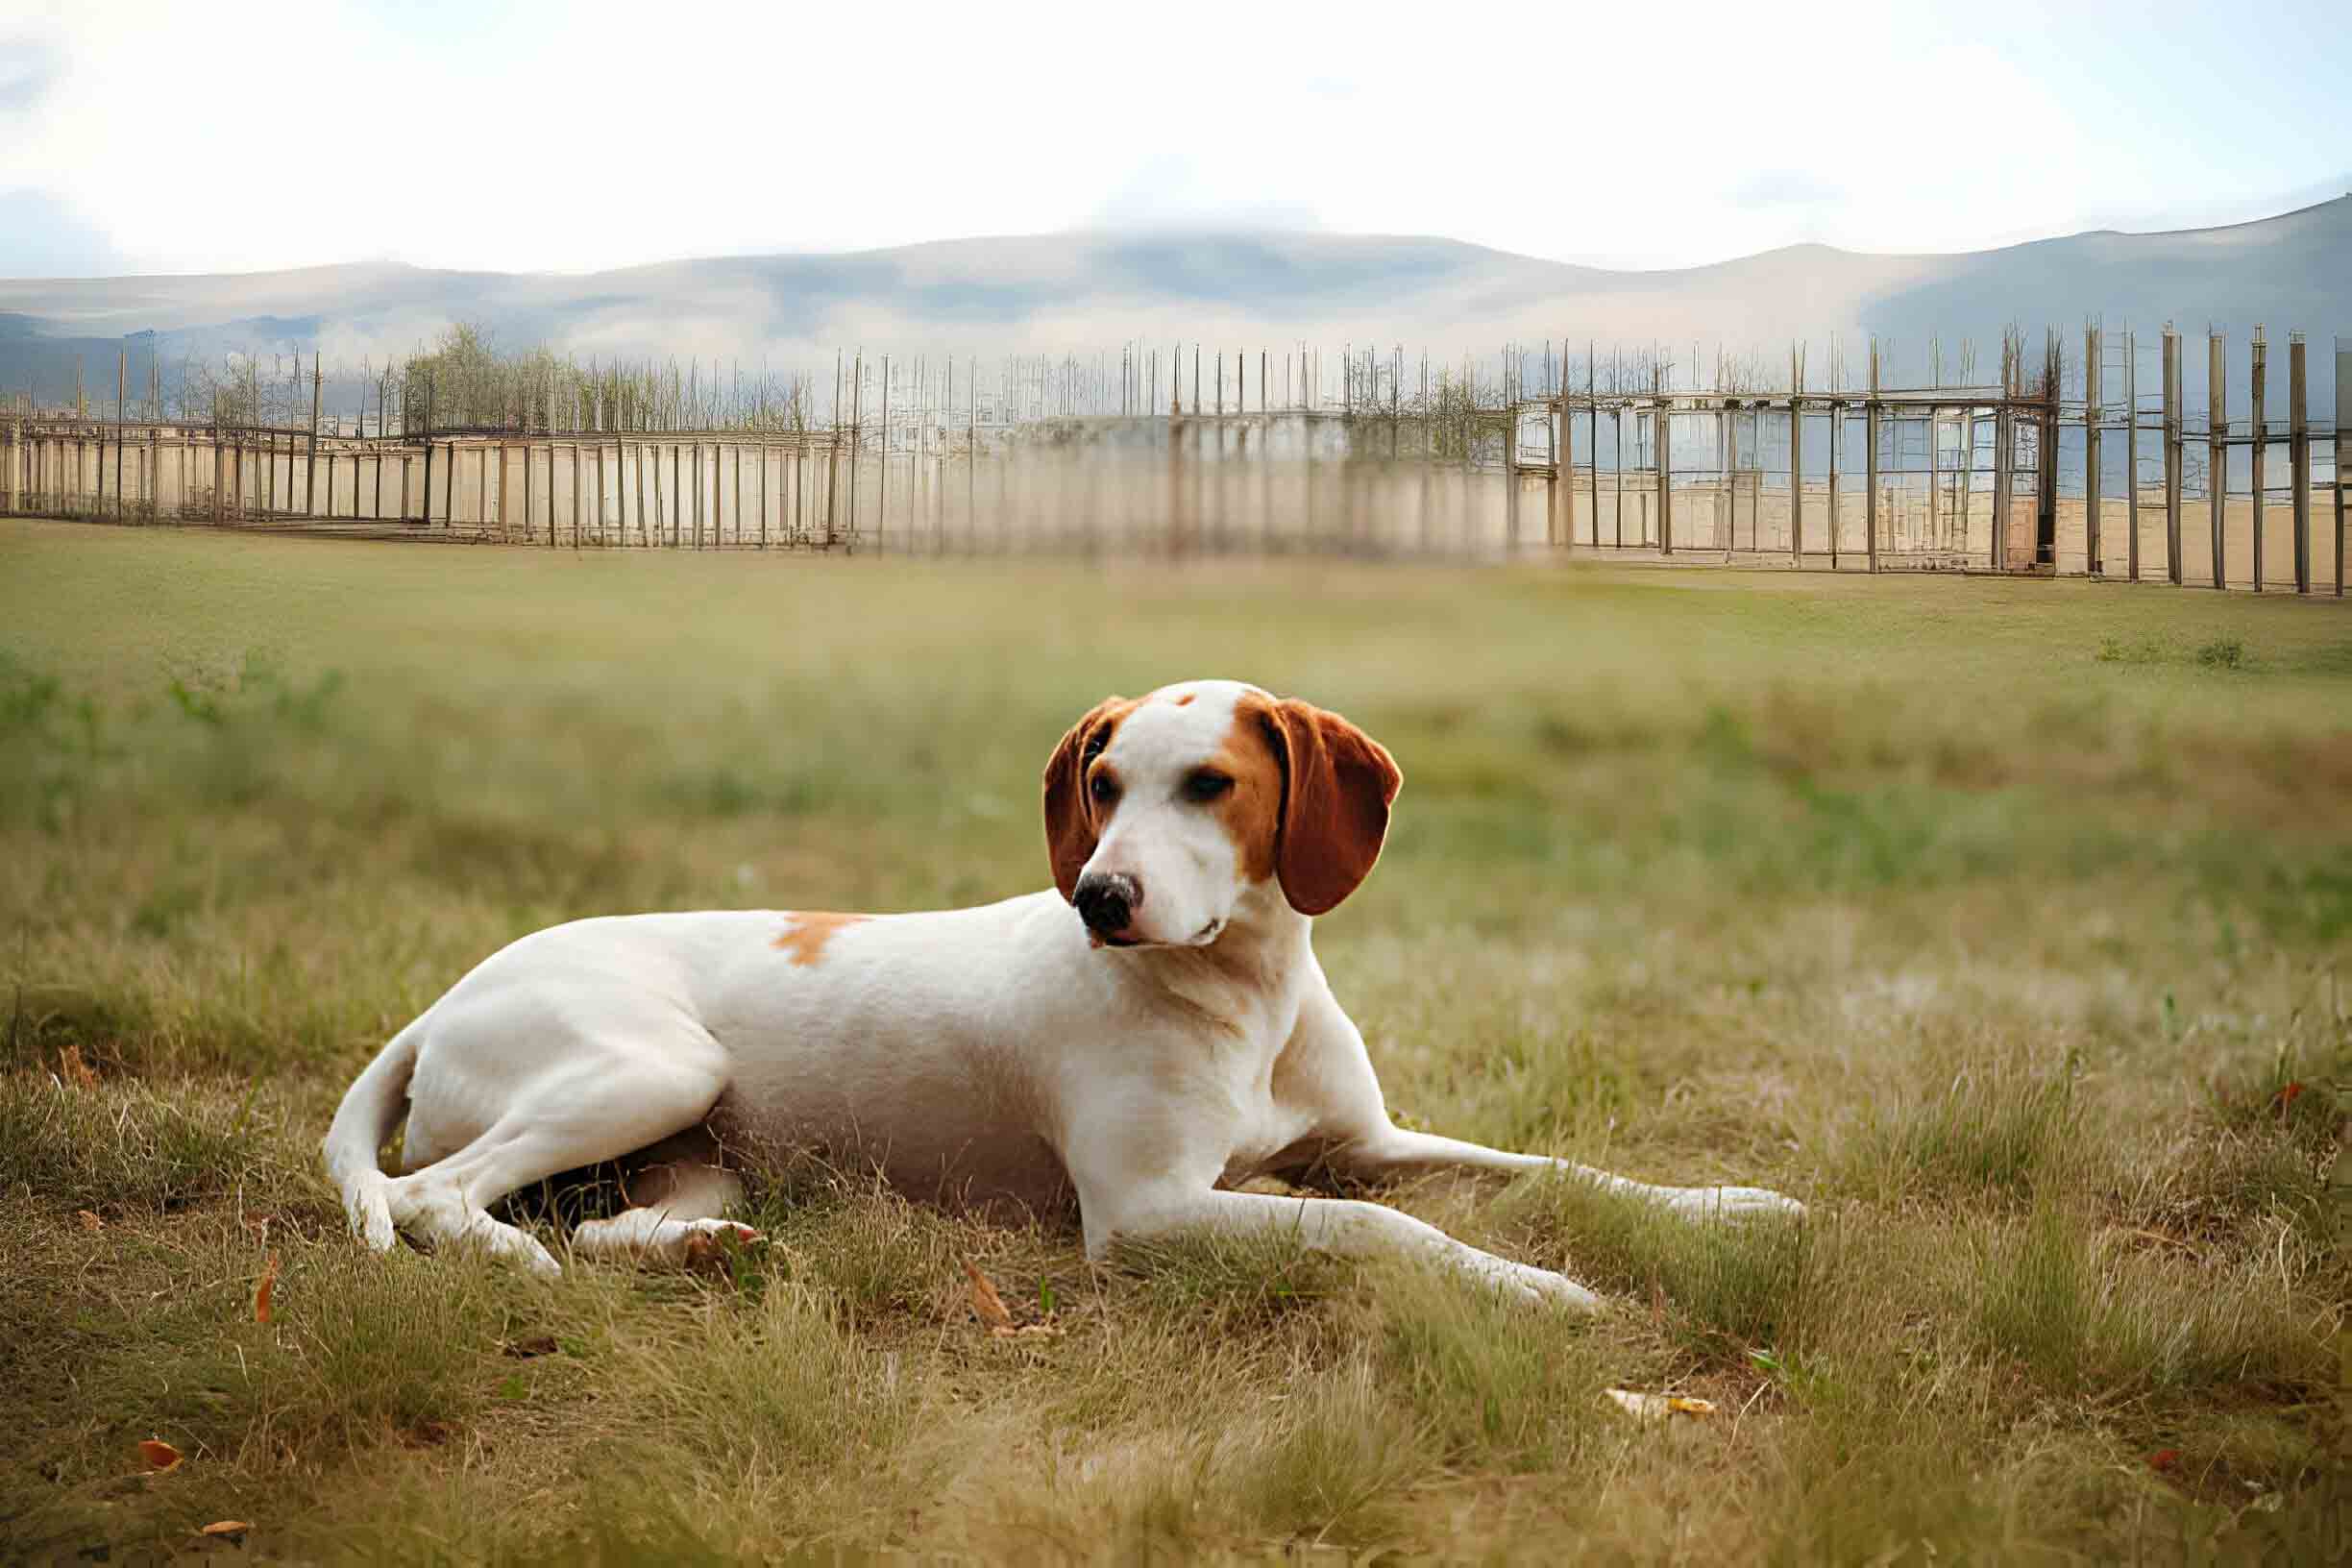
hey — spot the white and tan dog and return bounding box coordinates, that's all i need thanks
[325,680,1800,1307]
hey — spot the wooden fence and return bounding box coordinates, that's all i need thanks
[2,326,2344,592]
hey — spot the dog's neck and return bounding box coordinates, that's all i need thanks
[1118,879,1311,1037]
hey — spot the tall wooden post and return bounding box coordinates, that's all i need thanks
[2084,324,2101,574]
[1996,333,2021,570]
[2124,331,2140,580]
[1827,349,1842,568]
[1655,363,1673,553]
[1546,389,1562,547]
[421,380,434,526]
[2163,326,2183,585]
[1865,338,1880,574]
[2036,330,2060,568]
[2335,335,2347,598]
[306,363,322,516]
[114,347,126,520]
[2289,333,2310,595]
[2209,330,2227,588]
[1585,343,1600,548]
[1790,342,1804,563]
[2251,329,2267,591]
[1503,405,1520,551]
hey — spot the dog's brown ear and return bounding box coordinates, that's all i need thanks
[1042,697,1130,903]
[1262,698,1402,917]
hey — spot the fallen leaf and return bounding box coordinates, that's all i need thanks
[198,1520,252,1538]
[502,1335,560,1360]
[253,1252,279,1325]
[964,1259,1014,1332]
[75,1210,104,1233]
[2148,1449,2182,1472]
[138,1438,184,1472]
[990,1320,1066,1340]
[1602,1388,1717,1423]
[60,1044,97,1090]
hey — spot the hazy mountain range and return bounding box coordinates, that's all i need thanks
[1,196,2343,415]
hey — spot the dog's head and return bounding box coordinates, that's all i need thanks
[1041,681,1401,948]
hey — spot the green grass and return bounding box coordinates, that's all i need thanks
[3,518,2350,1562]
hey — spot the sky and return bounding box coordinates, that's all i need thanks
[2,0,2347,281]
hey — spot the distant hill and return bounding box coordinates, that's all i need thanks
[0,199,2343,415]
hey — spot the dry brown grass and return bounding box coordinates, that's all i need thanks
[3,518,2349,1561]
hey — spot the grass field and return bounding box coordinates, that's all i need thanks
[3,517,2350,1563]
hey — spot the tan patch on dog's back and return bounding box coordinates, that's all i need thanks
[773,911,870,967]
[1213,696,1286,883]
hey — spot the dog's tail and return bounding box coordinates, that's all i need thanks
[322,1020,423,1251]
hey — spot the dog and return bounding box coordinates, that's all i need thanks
[325,680,1801,1307]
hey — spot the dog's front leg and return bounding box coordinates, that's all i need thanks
[1281,988,1804,1220]
[1080,1183,1601,1311]
[1322,1127,1806,1220]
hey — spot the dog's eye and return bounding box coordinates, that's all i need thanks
[1183,770,1233,803]
[1090,772,1119,804]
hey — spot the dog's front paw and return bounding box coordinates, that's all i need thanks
[1663,1185,1806,1222]
[1491,1261,1603,1312]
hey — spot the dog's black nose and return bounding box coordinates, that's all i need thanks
[1074,871,1141,937]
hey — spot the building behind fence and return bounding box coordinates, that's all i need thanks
[2,326,2346,594]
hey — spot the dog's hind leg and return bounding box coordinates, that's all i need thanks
[569,1126,758,1266]
[380,1012,734,1278]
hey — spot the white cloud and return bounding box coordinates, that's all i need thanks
[0,0,2344,278]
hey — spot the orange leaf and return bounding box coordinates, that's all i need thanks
[75,1210,104,1233]
[1602,1388,1717,1422]
[60,1044,97,1090]
[139,1438,183,1472]
[254,1251,280,1325]
[198,1521,252,1538]
[963,1259,1013,1331]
